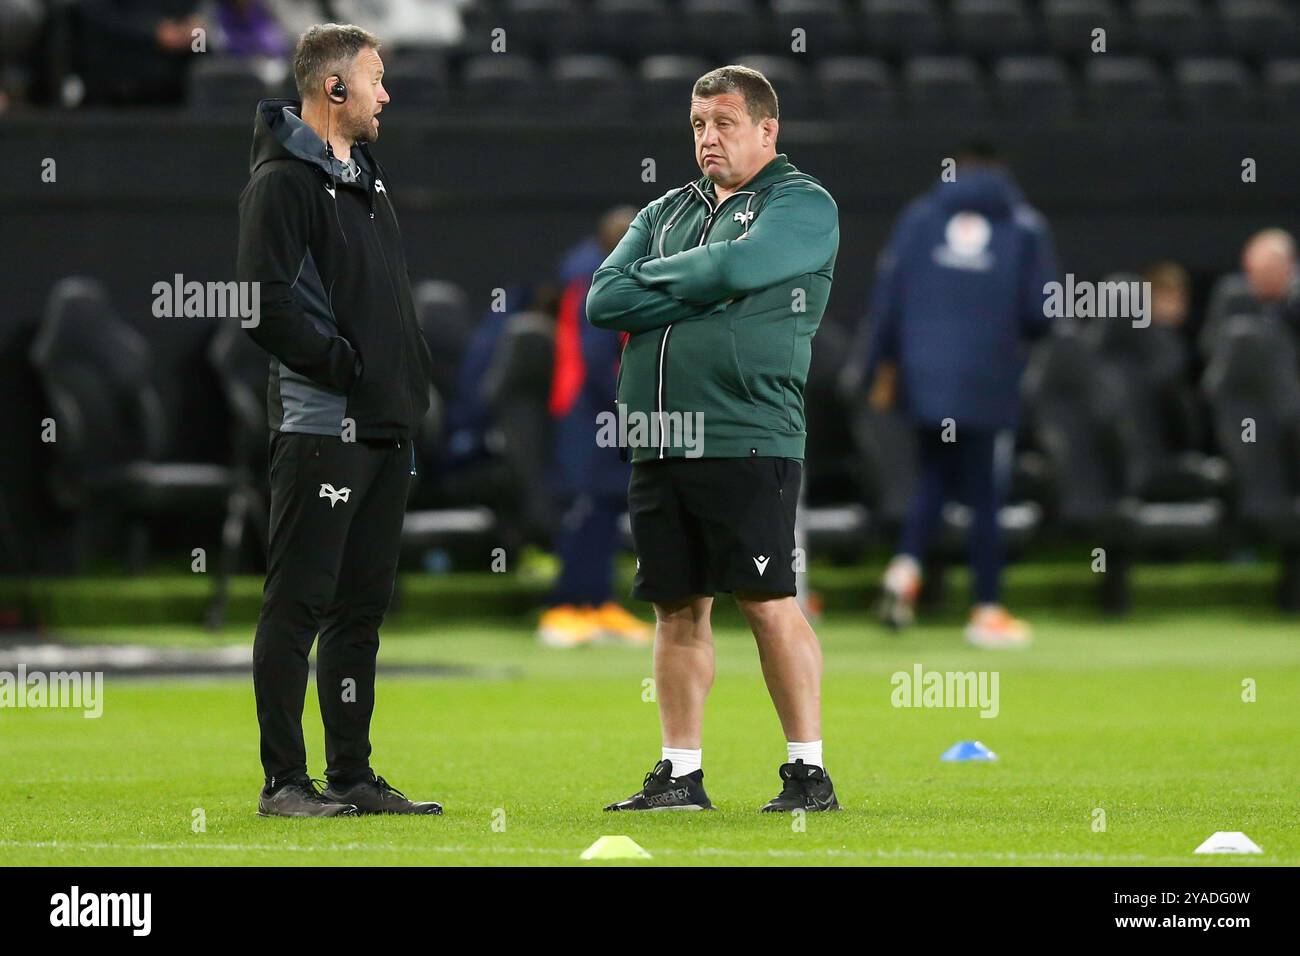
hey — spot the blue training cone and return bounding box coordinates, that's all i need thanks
[941,740,998,762]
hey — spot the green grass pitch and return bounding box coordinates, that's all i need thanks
[2,599,1297,866]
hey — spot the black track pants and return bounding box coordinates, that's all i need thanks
[252,431,413,786]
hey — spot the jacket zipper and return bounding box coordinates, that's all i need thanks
[655,186,752,459]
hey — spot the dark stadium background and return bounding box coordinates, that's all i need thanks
[2,0,1299,599]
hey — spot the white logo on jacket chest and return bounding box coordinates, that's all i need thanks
[733,210,754,224]
[374,179,387,195]
[753,555,771,575]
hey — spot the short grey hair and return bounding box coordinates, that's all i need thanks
[692,65,779,122]
[293,23,381,101]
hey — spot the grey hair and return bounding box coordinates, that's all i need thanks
[692,65,779,122]
[293,23,381,101]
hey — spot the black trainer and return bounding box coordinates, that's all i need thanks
[760,759,841,812]
[257,777,360,817]
[604,759,713,811]
[322,773,443,815]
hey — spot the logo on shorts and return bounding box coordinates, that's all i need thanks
[319,483,351,508]
[753,555,770,576]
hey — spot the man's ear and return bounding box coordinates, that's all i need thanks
[761,116,778,147]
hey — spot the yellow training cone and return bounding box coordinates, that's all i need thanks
[580,835,652,860]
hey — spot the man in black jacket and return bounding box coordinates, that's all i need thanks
[237,23,440,817]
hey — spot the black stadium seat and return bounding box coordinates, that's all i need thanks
[903,56,989,119]
[1262,59,1300,116]
[861,0,945,55]
[1219,0,1297,58]
[30,278,234,607]
[188,56,273,114]
[950,0,1039,56]
[681,0,768,59]
[1202,319,1300,608]
[816,56,898,120]
[769,0,861,56]
[1174,57,1257,119]
[639,54,712,119]
[459,54,543,115]
[496,0,593,57]
[994,55,1077,119]
[1084,56,1168,119]
[550,54,632,119]
[1043,0,1127,56]
[592,0,681,58]
[378,53,451,115]
[728,54,816,117]
[1024,327,1223,612]
[1131,0,1214,57]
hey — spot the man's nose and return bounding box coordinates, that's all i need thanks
[377,84,390,105]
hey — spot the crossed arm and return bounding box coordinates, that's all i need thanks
[586,183,839,334]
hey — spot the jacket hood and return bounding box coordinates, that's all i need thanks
[695,152,817,197]
[250,98,373,184]
[930,168,1024,218]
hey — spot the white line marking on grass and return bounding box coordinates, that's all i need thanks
[0,840,1283,864]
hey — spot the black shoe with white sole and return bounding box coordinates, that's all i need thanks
[760,759,841,812]
[257,777,359,817]
[604,759,713,811]
[323,773,443,815]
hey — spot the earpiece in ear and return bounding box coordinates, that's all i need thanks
[328,79,348,103]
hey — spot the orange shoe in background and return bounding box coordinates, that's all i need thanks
[964,605,1033,649]
[592,602,653,646]
[537,605,602,648]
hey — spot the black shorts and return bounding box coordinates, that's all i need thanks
[628,456,801,603]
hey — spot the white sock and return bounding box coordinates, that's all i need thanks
[787,740,823,769]
[662,747,701,777]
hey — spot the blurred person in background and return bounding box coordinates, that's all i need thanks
[1199,229,1300,359]
[0,0,44,111]
[862,141,1057,649]
[79,0,204,104]
[537,206,653,649]
[264,0,467,48]
[211,0,289,57]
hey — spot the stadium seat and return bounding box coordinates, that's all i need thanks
[1084,291,1228,504]
[378,53,451,116]
[993,56,1077,120]
[1043,0,1127,56]
[1262,58,1300,116]
[768,0,862,56]
[638,54,713,120]
[950,0,1039,57]
[726,54,817,117]
[591,0,682,59]
[187,56,274,115]
[206,319,273,629]
[1202,319,1300,608]
[861,0,945,55]
[1218,0,1297,58]
[680,0,768,59]
[550,54,633,119]
[816,56,898,120]
[1174,57,1257,119]
[459,54,543,115]
[494,0,594,57]
[1084,56,1168,120]
[903,57,990,119]
[1130,0,1214,57]
[1023,326,1224,612]
[29,278,235,595]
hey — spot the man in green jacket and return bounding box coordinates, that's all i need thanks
[587,65,841,813]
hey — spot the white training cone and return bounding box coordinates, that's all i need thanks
[1193,831,1262,854]
[580,835,652,860]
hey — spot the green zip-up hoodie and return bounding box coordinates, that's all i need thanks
[586,153,838,462]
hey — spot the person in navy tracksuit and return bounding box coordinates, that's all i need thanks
[861,143,1058,647]
[537,207,653,647]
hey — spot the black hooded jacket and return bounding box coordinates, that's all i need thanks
[236,98,432,440]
